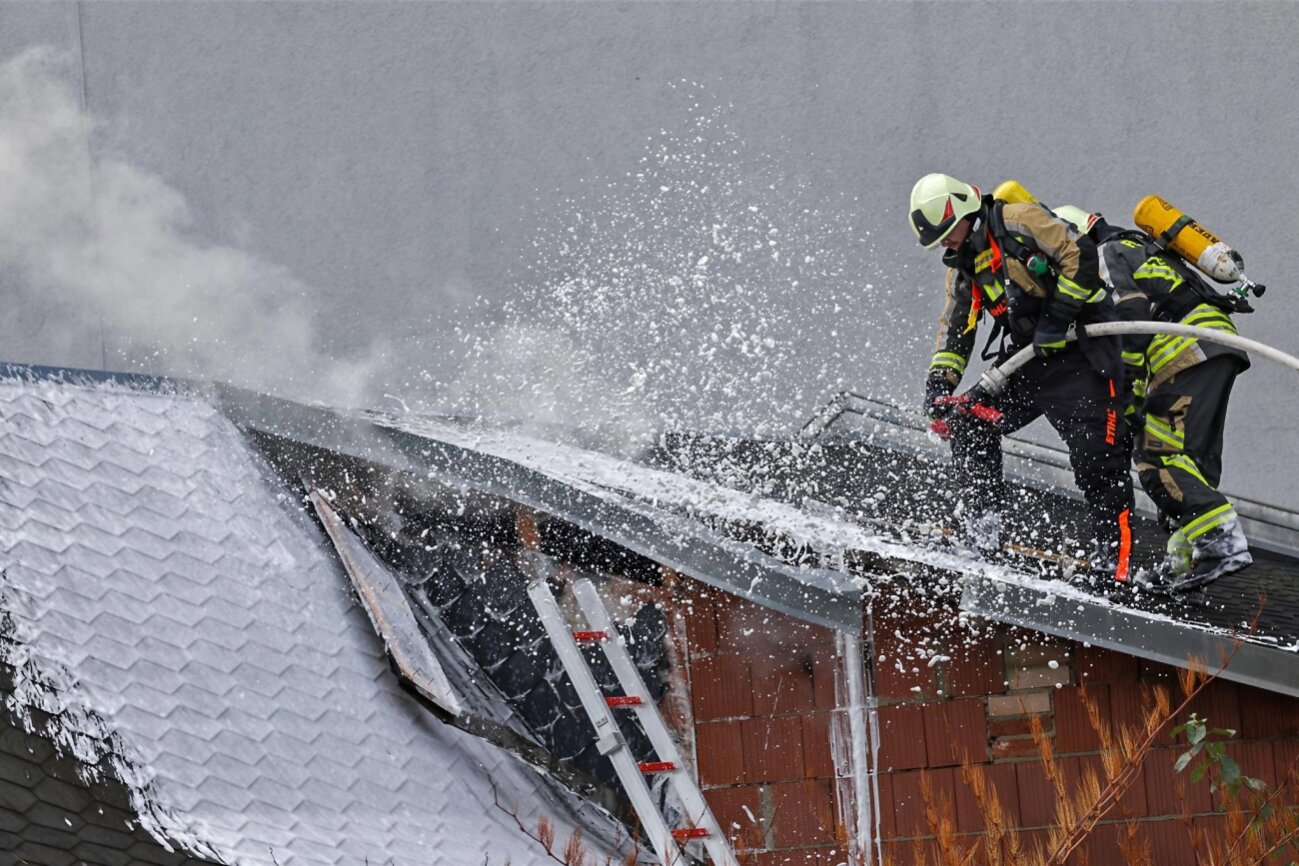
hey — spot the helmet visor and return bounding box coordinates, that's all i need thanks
[911,209,959,248]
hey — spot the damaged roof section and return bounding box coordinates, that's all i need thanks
[220,379,1299,700]
[243,416,679,813]
[215,385,863,634]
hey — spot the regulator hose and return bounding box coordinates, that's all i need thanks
[974,322,1299,397]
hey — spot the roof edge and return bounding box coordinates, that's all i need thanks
[960,573,1299,698]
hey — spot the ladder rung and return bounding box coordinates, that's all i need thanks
[672,828,710,841]
[571,630,608,642]
[637,761,676,773]
[605,695,643,707]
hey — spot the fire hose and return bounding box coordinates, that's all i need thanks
[930,322,1299,438]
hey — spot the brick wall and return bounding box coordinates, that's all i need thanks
[680,584,848,865]
[871,594,1299,866]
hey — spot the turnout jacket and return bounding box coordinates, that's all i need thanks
[929,198,1119,388]
[1099,232,1250,394]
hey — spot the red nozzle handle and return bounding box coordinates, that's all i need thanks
[969,403,1003,425]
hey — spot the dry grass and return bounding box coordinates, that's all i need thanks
[881,643,1299,866]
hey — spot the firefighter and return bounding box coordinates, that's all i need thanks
[1053,205,1252,591]
[909,174,1135,586]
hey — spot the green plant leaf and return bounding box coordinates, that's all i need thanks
[1188,720,1207,745]
[1191,763,1208,784]
[1174,751,1195,773]
[1219,756,1241,787]
[1245,776,1268,792]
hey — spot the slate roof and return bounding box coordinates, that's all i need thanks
[0,368,621,865]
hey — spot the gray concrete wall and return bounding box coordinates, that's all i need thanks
[1,1,1296,507]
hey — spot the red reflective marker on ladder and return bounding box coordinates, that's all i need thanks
[672,828,710,841]
[604,695,643,707]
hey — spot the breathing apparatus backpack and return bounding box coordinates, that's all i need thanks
[1133,196,1266,300]
[1128,195,1267,318]
[1107,226,1255,318]
[993,180,1265,317]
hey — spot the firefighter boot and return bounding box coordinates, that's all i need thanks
[1165,528,1193,577]
[1073,540,1126,595]
[1139,518,1251,594]
[961,508,1003,554]
[1183,517,1252,590]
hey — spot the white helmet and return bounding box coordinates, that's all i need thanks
[909,173,981,249]
[1053,205,1100,235]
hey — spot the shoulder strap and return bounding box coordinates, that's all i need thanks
[1113,229,1153,247]
[987,201,1041,265]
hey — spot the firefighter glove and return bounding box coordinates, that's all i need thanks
[924,371,957,420]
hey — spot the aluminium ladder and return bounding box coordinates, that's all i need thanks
[527,576,739,866]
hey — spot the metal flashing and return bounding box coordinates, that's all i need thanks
[961,574,1299,698]
[0,361,181,392]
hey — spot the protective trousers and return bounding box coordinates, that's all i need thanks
[948,351,1135,560]
[1135,355,1244,535]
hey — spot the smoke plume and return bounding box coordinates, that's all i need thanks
[0,46,382,403]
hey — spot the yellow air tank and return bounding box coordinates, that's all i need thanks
[1133,195,1246,284]
[993,179,1037,204]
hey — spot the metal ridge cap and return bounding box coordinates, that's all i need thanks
[216,386,861,634]
[960,573,1299,698]
[0,361,191,393]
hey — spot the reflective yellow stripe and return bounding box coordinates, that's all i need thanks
[1145,304,1239,375]
[1144,414,1184,449]
[1148,335,1195,374]
[1160,453,1208,486]
[1122,350,1146,366]
[1183,503,1237,541]
[931,352,968,375]
[1182,305,1237,334]
[983,280,1005,302]
[1056,274,1093,301]
[1134,260,1184,290]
